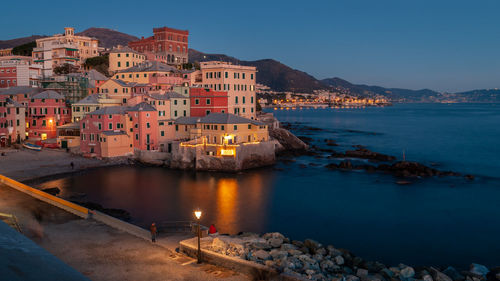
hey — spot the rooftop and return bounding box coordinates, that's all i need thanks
[0,86,41,96]
[32,90,65,100]
[127,102,156,112]
[102,130,127,136]
[85,69,108,81]
[109,46,140,54]
[74,94,100,105]
[117,61,179,74]
[199,113,264,125]
[88,106,128,115]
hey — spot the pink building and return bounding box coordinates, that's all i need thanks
[128,102,158,151]
[80,106,131,157]
[27,91,71,140]
[0,98,26,146]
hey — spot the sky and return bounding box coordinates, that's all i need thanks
[2,0,500,92]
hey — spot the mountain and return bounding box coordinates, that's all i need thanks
[76,28,139,49]
[189,49,327,93]
[0,35,46,49]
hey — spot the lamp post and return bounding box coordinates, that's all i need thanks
[194,210,202,263]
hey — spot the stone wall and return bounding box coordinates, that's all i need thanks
[134,149,171,166]
[170,141,277,172]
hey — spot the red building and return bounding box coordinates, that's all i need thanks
[128,26,189,65]
[189,87,228,117]
[0,98,26,146]
[27,90,71,140]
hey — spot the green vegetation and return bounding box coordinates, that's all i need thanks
[12,41,36,56]
[83,55,109,76]
[53,63,80,75]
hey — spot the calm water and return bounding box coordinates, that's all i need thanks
[36,103,500,268]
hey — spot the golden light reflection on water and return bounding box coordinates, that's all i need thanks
[215,178,239,234]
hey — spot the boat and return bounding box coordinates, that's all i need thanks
[23,142,42,151]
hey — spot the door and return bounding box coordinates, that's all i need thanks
[61,140,68,149]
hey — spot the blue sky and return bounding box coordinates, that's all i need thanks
[2,0,500,92]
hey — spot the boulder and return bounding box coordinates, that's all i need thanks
[380,268,394,279]
[262,232,285,240]
[400,266,416,279]
[357,269,369,277]
[304,239,322,253]
[346,275,361,281]
[287,249,302,256]
[269,128,308,152]
[423,274,434,281]
[280,243,297,251]
[334,255,345,265]
[430,267,453,281]
[212,237,228,252]
[470,264,489,277]
[253,249,271,261]
[443,266,465,281]
[267,237,283,248]
[269,249,288,260]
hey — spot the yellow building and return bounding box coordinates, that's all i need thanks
[108,46,146,73]
[71,94,122,123]
[175,113,268,144]
[99,79,148,104]
[114,61,180,84]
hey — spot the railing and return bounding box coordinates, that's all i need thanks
[0,212,23,233]
[156,221,195,234]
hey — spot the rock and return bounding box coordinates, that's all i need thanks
[280,243,297,251]
[357,269,369,277]
[470,264,489,277]
[267,237,283,248]
[327,245,343,257]
[304,239,322,253]
[287,249,302,256]
[430,267,453,281]
[269,128,308,152]
[346,275,361,281]
[269,249,288,260]
[334,255,345,265]
[316,247,327,256]
[320,259,335,272]
[253,250,271,260]
[250,242,272,250]
[423,274,434,281]
[264,260,276,268]
[443,266,465,281]
[380,268,394,279]
[400,266,416,279]
[212,237,228,251]
[305,269,316,276]
[262,232,285,240]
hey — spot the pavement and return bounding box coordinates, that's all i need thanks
[0,183,250,281]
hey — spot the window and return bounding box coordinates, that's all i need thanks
[82,122,86,129]
[206,98,211,105]
[183,110,186,116]
[42,120,46,127]
[206,110,211,115]
[225,72,228,78]
[174,100,177,105]
[161,131,164,136]
[242,73,246,79]
[243,97,246,104]
[175,125,178,131]
[174,110,177,117]
[235,96,238,104]
[251,97,254,103]
[118,62,121,67]
[183,100,186,105]
[234,125,237,130]
[109,123,112,130]
[147,123,150,128]
[195,99,199,105]
[248,124,251,129]
[221,125,224,130]
[251,74,254,80]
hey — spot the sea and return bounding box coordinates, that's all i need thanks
[36,103,500,268]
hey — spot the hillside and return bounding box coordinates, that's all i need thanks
[189,49,326,93]
[0,35,46,49]
[76,28,139,48]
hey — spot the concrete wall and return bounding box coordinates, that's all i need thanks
[134,149,171,165]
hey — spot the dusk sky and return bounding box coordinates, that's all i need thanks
[2,0,500,92]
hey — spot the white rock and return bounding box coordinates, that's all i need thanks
[423,274,433,281]
[400,266,415,278]
[334,255,344,265]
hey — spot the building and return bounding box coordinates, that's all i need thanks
[27,90,71,140]
[189,87,228,117]
[164,91,189,119]
[32,27,99,76]
[197,61,257,119]
[39,74,89,103]
[0,58,41,88]
[80,106,132,157]
[84,69,108,94]
[56,122,80,148]
[0,86,41,107]
[0,48,13,57]
[128,102,158,151]
[0,98,26,146]
[175,113,268,145]
[99,79,149,104]
[129,26,189,65]
[108,46,146,73]
[71,94,122,123]
[114,61,183,85]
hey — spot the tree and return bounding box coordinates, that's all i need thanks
[256,100,262,112]
[83,55,109,76]
[54,63,80,75]
[12,41,36,56]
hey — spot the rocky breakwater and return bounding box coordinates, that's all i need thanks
[204,232,500,281]
[269,127,309,155]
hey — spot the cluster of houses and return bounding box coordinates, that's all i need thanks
[0,26,274,164]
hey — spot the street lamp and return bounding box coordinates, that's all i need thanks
[194,210,202,264]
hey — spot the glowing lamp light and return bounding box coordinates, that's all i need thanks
[220,149,235,156]
[49,119,53,123]
[194,210,202,220]
[224,135,232,140]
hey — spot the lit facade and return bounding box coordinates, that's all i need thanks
[0,98,26,145]
[27,91,71,140]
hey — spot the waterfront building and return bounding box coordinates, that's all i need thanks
[32,27,99,76]
[56,122,80,148]
[197,61,257,119]
[108,46,147,73]
[79,106,132,157]
[71,94,122,123]
[175,113,268,144]
[128,26,189,65]
[27,90,71,140]
[189,87,228,117]
[128,102,159,151]
[0,98,26,146]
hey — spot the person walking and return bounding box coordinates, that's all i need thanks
[150,223,157,243]
[70,162,74,170]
